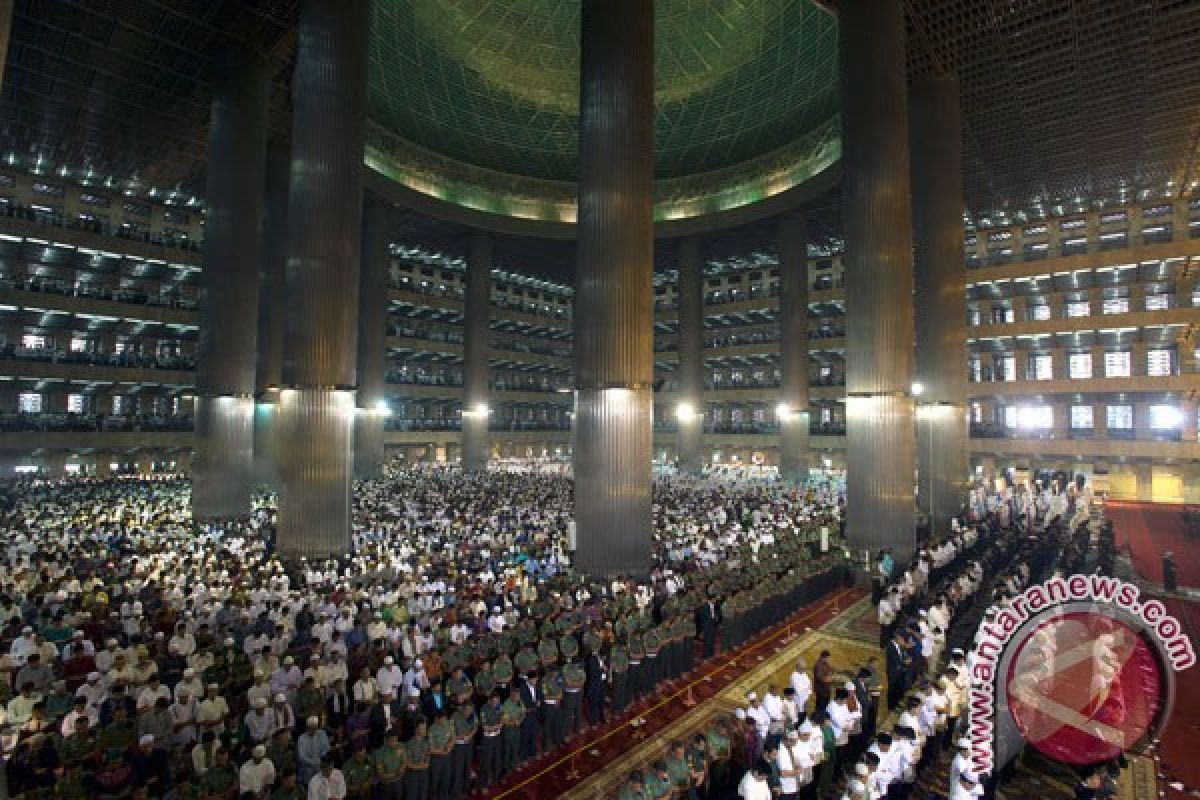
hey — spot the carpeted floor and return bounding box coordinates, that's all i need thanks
[1105,501,1200,587]
[1157,597,1200,799]
[484,585,865,799]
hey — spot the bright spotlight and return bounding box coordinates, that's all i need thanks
[675,402,696,421]
[910,382,925,397]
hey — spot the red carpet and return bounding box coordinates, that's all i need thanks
[1105,501,1200,587]
[1157,597,1200,800]
[483,585,864,799]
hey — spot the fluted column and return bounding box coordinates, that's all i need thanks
[253,142,289,489]
[778,213,811,485]
[354,196,391,479]
[193,50,269,521]
[676,237,705,475]
[912,73,969,533]
[462,232,492,471]
[276,0,368,560]
[840,0,917,563]
[573,0,654,577]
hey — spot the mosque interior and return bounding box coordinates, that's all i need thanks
[0,1,1194,799]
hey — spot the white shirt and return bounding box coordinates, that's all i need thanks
[790,670,812,709]
[239,758,277,795]
[737,772,772,800]
[308,769,347,800]
[776,746,798,793]
[747,704,771,738]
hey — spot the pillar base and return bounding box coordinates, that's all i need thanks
[917,404,969,535]
[277,388,354,560]
[192,396,254,520]
[846,394,916,563]
[778,416,810,486]
[252,393,281,489]
[677,416,704,476]
[573,387,653,578]
[461,415,489,472]
[353,411,385,480]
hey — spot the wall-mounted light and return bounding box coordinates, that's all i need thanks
[675,401,700,421]
[910,381,925,397]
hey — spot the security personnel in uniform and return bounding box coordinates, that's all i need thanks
[372,729,406,800]
[541,667,565,749]
[493,652,514,698]
[643,624,663,691]
[537,635,559,669]
[478,691,504,788]
[450,702,478,799]
[627,631,645,701]
[500,686,525,773]
[428,710,455,800]
[404,719,431,800]
[562,656,586,737]
[343,746,375,800]
[515,645,538,681]
[610,638,630,714]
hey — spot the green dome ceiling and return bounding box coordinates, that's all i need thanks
[366,0,841,222]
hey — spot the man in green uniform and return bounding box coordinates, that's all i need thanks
[537,635,559,669]
[343,747,375,800]
[450,701,478,799]
[665,740,692,798]
[643,625,663,692]
[514,645,538,679]
[446,667,472,708]
[561,657,586,738]
[404,719,431,800]
[493,652,514,697]
[540,668,564,749]
[372,730,406,800]
[687,733,710,798]
[478,691,504,789]
[627,631,645,702]
[428,710,455,800]
[269,772,305,800]
[266,729,296,780]
[617,769,646,800]
[499,686,524,773]
[610,639,629,714]
[643,760,673,800]
[201,747,239,800]
[60,716,100,771]
[474,661,495,706]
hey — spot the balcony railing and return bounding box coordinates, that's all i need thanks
[0,202,202,253]
[0,413,193,433]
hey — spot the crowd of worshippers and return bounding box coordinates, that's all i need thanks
[0,464,849,799]
[608,508,1017,800]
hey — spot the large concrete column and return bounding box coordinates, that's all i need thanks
[573,0,655,577]
[462,232,492,471]
[912,73,969,533]
[840,0,917,563]
[353,197,391,480]
[276,0,368,560]
[253,142,289,489]
[193,50,270,521]
[778,212,811,485]
[675,237,705,476]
